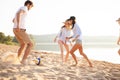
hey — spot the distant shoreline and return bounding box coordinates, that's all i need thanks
[33,35,118,50]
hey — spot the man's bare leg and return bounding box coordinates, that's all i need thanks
[18,43,26,60]
[21,42,33,64]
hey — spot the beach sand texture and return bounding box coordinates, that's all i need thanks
[0,44,120,80]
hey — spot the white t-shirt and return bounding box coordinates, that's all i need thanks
[72,23,82,40]
[13,6,28,29]
[57,27,72,43]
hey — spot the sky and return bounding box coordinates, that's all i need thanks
[0,0,120,36]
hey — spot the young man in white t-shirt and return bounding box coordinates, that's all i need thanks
[13,0,33,64]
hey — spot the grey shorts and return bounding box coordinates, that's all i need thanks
[75,39,82,44]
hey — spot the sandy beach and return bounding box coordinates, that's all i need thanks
[0,44,120,80]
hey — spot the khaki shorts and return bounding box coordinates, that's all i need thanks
[13,28,31,44]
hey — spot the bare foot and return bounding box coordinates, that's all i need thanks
[89,62,93,67]
[20,59,26,65]
[17,57,21,62]
[71,63,77,66]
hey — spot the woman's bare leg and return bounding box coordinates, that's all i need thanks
[70,44,78,65]
[78,44,92,67]
[58,40,64,62]
[64,44,69,62]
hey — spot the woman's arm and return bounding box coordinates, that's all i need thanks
[117,37,120,45]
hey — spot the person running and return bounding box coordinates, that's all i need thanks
[12,0,33,64]
[67,16,92,67]
[54,19,72,62]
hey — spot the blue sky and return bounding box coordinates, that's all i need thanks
[0,0,120,36]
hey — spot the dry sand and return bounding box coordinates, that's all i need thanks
[0,44,120,80]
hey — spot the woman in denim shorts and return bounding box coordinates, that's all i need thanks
[68,16,92,67]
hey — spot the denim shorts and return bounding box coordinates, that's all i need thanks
[76,39,82,44]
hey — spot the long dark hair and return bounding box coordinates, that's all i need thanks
[71,20,76,29]
[24,0,33,6]
[69,16,76,29]
[61,25,65,29]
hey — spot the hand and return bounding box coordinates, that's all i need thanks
[54,38,56,42]
[117,41,120,45]
[117,38,120,45]
[12,18,15,23]
[66,37,70,41]
[72,38,76,42]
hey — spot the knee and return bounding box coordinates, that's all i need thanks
[58,40,61,44]
[80,53,83,55]
[79,49,84,55]
[21,43,26,47]
[80,51,85,56]
[70,51,73,54]
[27,42,33,48]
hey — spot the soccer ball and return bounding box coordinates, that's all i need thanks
[33,57,41,65]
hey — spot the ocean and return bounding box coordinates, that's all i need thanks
[33,34,118,51]
[32,34,120,64]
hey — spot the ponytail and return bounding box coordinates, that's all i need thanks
[72,20,76,29]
